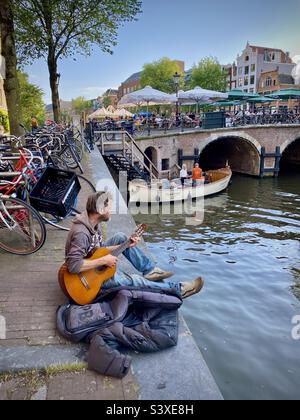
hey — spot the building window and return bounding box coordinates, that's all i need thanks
[238,78,243,87]
[266,77,273,87]
[251,64,256,72]
[245,55,250,62]
[238,67,243,75]
[162,159,170,171]
[249,88,254,93]
[245,66,249,75]
[244,77,249,86]
[250,75,255,85]
[244,89,248,93]
[273,80,277,86]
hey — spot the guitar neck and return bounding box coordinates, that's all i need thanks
[111,240,131,257]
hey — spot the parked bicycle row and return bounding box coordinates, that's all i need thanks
[0,124,96,256]
[226,110,300,127]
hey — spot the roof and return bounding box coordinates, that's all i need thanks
[249,44,286,53]
[278,74,295,85]
[104,88,118,96]
[247,43,294,64]
[124,71,142,84]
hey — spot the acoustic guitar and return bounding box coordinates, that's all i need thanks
[58,224,147,306]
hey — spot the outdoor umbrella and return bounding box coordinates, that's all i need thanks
[267,89,300,100]
[178,86,228,113]
[118,86,174,107]
[227,89,258,100]
[247,96,278,104]
[209,100,243,108]
[267,89,300,110]
[88,107,110,120]
[107,105,116,113]
[118,86,174,133]
[114,108,134,118]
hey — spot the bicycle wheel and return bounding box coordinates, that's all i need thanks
[41,175,96,231]
[0,197,46,255]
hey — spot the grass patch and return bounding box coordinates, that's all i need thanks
[45,362,87,377]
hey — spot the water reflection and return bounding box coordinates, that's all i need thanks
[133,174,300,400]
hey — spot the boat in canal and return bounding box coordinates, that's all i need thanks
[129,166,232,204]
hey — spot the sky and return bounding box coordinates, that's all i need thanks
[24,0,300,104]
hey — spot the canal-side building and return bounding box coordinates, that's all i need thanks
[222,63,237,91]
[233,43,296,94]
[258,69,300,111]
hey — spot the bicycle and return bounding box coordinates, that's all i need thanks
[0,194,46,255]
[0,143,96,233]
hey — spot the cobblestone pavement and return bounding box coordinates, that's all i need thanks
[0,369,138,400]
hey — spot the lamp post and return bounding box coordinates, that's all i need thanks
[173,72,180,126]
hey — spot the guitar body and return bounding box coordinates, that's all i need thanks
[58,224,147,306]
[59,248,117,306]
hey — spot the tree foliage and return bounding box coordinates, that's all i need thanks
[72,96,93,115]
[14,0,142,63]
[0,109,10,132]
[102,96,113,108]
[141,58,184,93]
[18,71,45,128]
[13,0,142,122]
[189,57,228,92]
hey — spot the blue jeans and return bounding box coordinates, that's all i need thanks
[101,233,181,296]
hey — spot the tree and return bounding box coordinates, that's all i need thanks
[102,96,112,108]
[189,57,228,92]
[140,58,184,93]
[0,0,23,136]
[14,0,142,123]
[18,71,45,129]
[72,96,93,115]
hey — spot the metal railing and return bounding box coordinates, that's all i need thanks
[94,130,160,181]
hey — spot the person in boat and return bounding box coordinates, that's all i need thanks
[180,164,188,186]
[64,192,204,300]
[192,163,205,187]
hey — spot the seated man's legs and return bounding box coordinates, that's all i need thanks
[103,233,155,276]
[102,271,181,297]
[101,270,204,300]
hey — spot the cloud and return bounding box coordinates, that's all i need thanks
[292,55,300,84]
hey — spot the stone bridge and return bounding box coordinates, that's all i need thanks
[136,125,300,177]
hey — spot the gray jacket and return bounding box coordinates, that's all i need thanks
[65,212,103,274]
[56,288,182,378]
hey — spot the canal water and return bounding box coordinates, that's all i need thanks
[133,174,300,400]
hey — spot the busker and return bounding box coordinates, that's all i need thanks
[64,191,204,300]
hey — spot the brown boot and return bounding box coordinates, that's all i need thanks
[181,277,204,299]
[145,267,174,282]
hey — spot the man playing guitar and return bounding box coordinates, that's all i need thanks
[64,191,204,300]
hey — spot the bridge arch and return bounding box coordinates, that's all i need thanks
[280,136,300,173]
[199,134,262,176]
[280,133,300,154]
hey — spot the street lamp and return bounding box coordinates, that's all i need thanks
[173,72,181,125]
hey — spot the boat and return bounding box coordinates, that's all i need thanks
[129,167,232,205]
